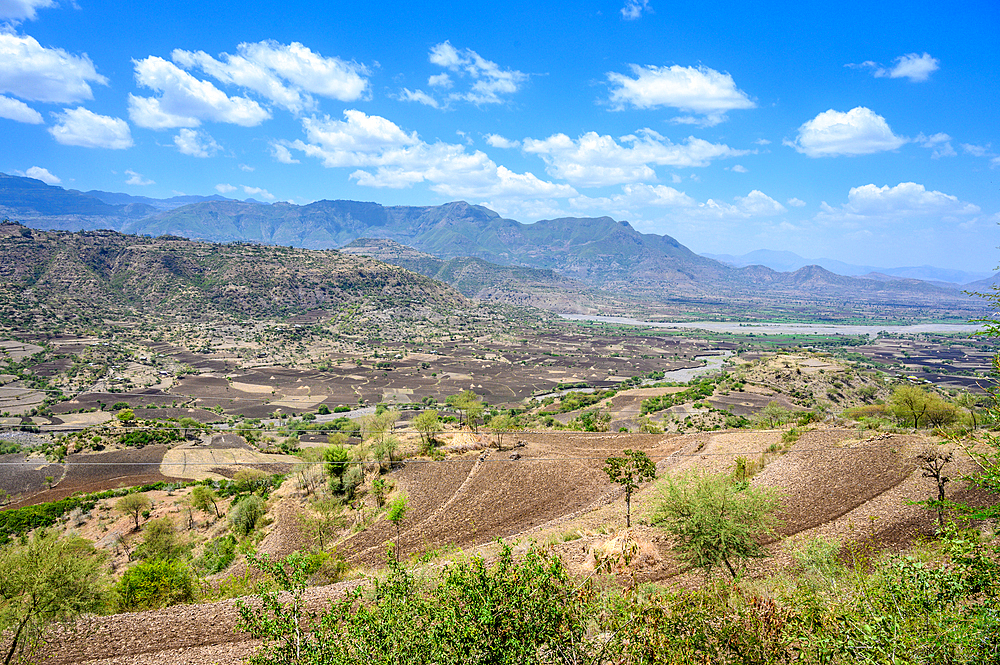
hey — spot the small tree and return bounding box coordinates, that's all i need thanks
[488,413,519,452]
[413,410,440,453]
[447,390,484,431]
[324,444,350,487]
[191,485,222,518]
[604,450,657,528]
[914,451,953,528]
[954,392,981,429]
[386,493,409,562]
[0,530,112,665]
[890,385,932,428]
[116,492,152,531]
[650,470,782,579]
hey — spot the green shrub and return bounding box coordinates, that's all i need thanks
[116,558,195,611]
[229,495,265,538]
[194,535,237,574]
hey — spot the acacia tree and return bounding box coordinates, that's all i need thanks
[649,470,782,579]
[446,391,484,431]
[488,413,519,452]
[604,450,656,528]
[413,410,440,453]
[116,492,152,531]
[890,385,932,428]
[191,485,222,519]
[0,530,113,665]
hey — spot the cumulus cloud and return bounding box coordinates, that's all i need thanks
[215,183,237,193]
[129,56,270,129]
[571,185,785,221]
[49,107,133,149]
[173,128,221,157]
[606,64,754,126]
[817,182,979,226]
[0,0,55,22]
[0,32,107,103]
[409,41,527,107]
[22,165,59,184]
[0,94,42,123]
[521,129,747,187]
[125,169,154,186]
[428,73,452,88]
[851,52,939,82]
[242,185,275,200]
[730,164,747,173]
[621,0,652,20]
[171,41,369,114]
[787,197,806,207]
[916,132,956,158]
[485,134,520,149]
[285,109,575,201]
[786,107,907,157]
[270,142,300,164]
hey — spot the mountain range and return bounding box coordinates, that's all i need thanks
[0,172,988,321]
[702,249,991,287]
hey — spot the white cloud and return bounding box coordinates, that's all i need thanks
[426,41,528,105]
[125,169,154,186]
[215,183,236,193]
[270,142,300,164]
[786,107,907,157]
[606,64,754,126]
[730,164,747,173]
[173,128,221,157]
[522,129,747,187]
[0,94,42,123]
[621,0,652,20]
[129,56,270,129]
[485,134,520,149]
[961,143,990,157]
[787,197,806,207]
[853,52,940,82]
[754,138,771,145]
[0,0,54,22]
[398,88,440,108]
[571,185,785,221]
[0,32,107,103]
[242,185,275,200]
[286,109,576,201]
[428,73,452,89]
[817,182,979,225]
[49,107,132,149]
[238,163,254,172]
[171,40,369,114]
[916,132,956,158]
[24,165,59,184]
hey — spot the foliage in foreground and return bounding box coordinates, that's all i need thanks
[238,530,999,665]
[0,530,112,665]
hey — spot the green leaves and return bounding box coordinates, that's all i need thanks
[650,470,782,579]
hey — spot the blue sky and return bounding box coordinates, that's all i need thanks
[1,0,998,272]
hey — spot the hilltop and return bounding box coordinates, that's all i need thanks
[0,222,464,326]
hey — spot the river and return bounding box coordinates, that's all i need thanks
[560,314,982,336]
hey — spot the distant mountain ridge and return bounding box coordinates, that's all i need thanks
[0,172,985,320]
[703,248,992,286]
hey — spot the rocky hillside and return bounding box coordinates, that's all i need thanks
[0,223,464,326]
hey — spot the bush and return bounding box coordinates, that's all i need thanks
[116,558,196,611]
[229,495,265,538]
[194,534,237,574]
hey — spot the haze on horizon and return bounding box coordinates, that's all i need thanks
[0,0,997,272]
